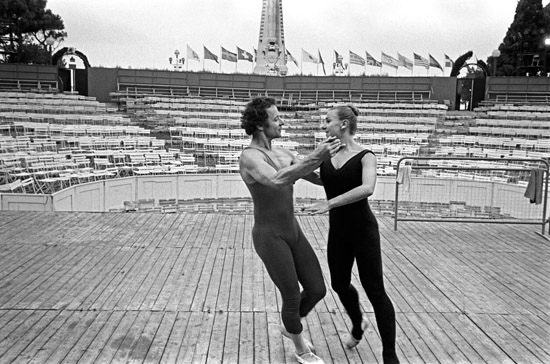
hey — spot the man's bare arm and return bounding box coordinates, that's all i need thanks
[240,138,340,189]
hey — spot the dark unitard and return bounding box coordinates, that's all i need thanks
[320,149,398,361]
[243,147,326,334]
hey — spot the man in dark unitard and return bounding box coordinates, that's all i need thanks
[239,96,342,364]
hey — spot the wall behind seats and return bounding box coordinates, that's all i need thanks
[87,67,119,103]
[431,77,457,109]
[83,67,457,105]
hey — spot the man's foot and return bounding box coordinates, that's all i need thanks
[343,317,369,349]
[294,351,325,364]
[281,326,316,353]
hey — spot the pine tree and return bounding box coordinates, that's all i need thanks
[491,0,548,76]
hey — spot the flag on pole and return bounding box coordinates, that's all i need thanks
[335,50,344,64]
[237,47,254,62]
[444,54,454,68]
[334,50,346,73]
[286,49,299,67]
[187,45,200,62]
[349,50,365,66]
[398,53,413,70]
[204,46,219,63]
[381,52,398,68]
[302,49,318,63]
[366,51,381,67]
[429,54,443,71]
[413,53,429,69]
[318,50,326,75]
[221,47,237,62]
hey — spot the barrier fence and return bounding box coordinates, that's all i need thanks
[394,157,549,235]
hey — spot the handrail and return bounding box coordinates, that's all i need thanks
[394,157,549,235]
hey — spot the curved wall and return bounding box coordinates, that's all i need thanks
[0,175,544,223]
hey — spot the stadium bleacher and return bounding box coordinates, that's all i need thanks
[1,82,549,196]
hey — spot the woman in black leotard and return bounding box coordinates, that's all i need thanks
[307,105,400,364]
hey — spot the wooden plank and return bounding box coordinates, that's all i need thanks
[215,246,234,312]
[92,310,139,363]
[45,247,114,310]
[72,310,125,364]
[1,246,85,309]
[142,311,177,364]
[204,246,229,312]
[126,311,164,364]
[10,310,71,363]
[113,248,163,310]
[207,311,227,364]
[450,312,515,364]
[266,312,288,364]
[59,311,114,364]
[471,313,545,364]
[189,247,217,312]
[0,310,58,362]
[27,310,97,364]
[503,313,550,362]
[228,245,244,312]
[254,312,270,363]
[138,248,182,311]
[222,312,241,363]
[0,212,548,363]
[190,312,215,364]
[238,312,254,364]
[158,311,190,364]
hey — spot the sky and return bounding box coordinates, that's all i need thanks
[46,0,550,76]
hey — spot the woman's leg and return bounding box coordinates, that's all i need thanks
[327,233,364,337]
[354,230,399,362]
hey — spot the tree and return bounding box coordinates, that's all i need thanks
[0,0,66,64]
[489,0,547,76]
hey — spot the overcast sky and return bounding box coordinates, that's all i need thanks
[46,0,550,76]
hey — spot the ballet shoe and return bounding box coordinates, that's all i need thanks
[343,317,369,349]
[294,351,325,364]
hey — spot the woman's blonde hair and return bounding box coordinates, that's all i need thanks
[332,104,359,135]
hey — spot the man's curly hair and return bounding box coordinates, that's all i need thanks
[241,97,276,135]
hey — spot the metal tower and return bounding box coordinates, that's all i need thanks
[253,0,288,76]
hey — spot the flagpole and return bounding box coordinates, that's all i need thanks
[300,49,303,75]
[202,46,205,72]
[219,47,222,73]
[186,45,189,72]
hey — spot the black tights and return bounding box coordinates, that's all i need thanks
[328,229,399,363]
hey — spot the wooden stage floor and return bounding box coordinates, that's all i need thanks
[0,210,548,364]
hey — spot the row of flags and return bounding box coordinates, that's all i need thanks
[184,45,454,74]
[187,45,254,64]
[304,49,454,73]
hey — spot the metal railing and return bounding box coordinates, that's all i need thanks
[394,157,549,235]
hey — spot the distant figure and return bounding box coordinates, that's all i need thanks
[306,105,400,364]
[239,96,342,364]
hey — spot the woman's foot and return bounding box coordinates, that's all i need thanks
[294,351,325,364]
[343,317,369,349]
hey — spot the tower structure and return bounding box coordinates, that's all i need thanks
[253,0,288,76]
